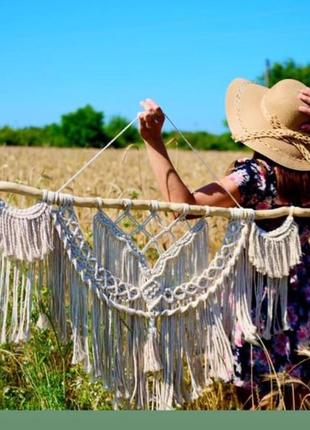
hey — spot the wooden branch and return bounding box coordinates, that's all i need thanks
[0,180,310,219]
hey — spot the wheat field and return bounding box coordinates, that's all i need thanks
[0,146,246,254]
[0,146,245,204]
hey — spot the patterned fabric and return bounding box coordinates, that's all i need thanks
[227,157,310,388]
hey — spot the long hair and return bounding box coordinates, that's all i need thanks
[253,152,310,207]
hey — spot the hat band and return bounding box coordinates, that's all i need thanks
[232,128,310,164]
[232,128,310,145]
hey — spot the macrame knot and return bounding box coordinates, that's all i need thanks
[96,197,103,210]
[42,190,57,205]
[181,203,190,217]
[57,192,74,207]
[150,200,160,213]
[204,206,211,217]
[43,190,73,206]
[143,316,163,374]
[122,198,133,209]
[229,207,254,221]
[289,205,296,217]
[242,208,255,221]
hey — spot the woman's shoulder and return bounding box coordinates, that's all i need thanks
[227,156,274,185]
[226,157,277,208]
[232,156,273,172]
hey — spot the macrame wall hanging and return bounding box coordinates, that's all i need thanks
[0,117,309,410]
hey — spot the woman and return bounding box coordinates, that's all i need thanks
[138,78,310,408]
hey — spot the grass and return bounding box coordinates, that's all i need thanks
[0,328,113,410]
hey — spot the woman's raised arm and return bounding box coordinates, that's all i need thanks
[138,98,240,207]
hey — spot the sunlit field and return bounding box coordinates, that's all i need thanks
[0,146,245,209]
[0,146,246,253]
[0,146,309,410]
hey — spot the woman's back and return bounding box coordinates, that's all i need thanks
[227,156,310,390]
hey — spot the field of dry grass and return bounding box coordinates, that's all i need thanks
[0,146,246,202]
[0,146,247,255]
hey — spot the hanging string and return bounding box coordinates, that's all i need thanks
[57,110,241,208]
[164,114,242,208]
[57,117,138,193]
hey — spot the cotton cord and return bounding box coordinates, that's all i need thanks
[57,116,138,192]
[164,113,242,208]
[58,109,241,207]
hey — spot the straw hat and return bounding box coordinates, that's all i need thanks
[226,78,310,171]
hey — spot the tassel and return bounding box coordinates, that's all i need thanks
[70,267,91,373]
[248,215,301,278]
[0,200,53,262]
[144,317,163,373]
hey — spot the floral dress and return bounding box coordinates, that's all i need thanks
[227,157,310,389]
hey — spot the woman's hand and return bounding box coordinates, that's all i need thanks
[139,99,165,145]
[298,87,310,132]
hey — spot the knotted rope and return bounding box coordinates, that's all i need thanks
[232,127,310,146]
[232,127,310,164]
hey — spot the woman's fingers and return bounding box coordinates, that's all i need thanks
[299,105,310,115]
[299,92,310,105]
[300,88,310,97]
[299,88,310,129]
[298,88,310,118]
[140,99,164,118]
[138,99,165,144]
[299,88,310,112]
[139,98,165,129]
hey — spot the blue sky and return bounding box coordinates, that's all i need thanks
[0,0,309,133]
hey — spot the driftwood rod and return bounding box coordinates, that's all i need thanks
[0,180,310,219]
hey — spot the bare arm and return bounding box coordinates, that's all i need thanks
[139,99,241,207]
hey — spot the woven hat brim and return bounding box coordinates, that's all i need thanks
[225,78,310,171]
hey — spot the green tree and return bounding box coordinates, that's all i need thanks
[0,126,19,146]
[16,127,45,146]
[60,105,107,148]
[258,59,310,87]
[44,124,68,147]
[104,115,140,148]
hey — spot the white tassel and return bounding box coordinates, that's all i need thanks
[70,268,91,373]
[0,201,53,262]
[248,216,301,278]
[143,317,163,373]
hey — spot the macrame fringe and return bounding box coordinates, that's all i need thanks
[0,199,304,410]
[248,215,302,278]
[93,210,147,284]
[0,255,44,344]
[0,200,53,261]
